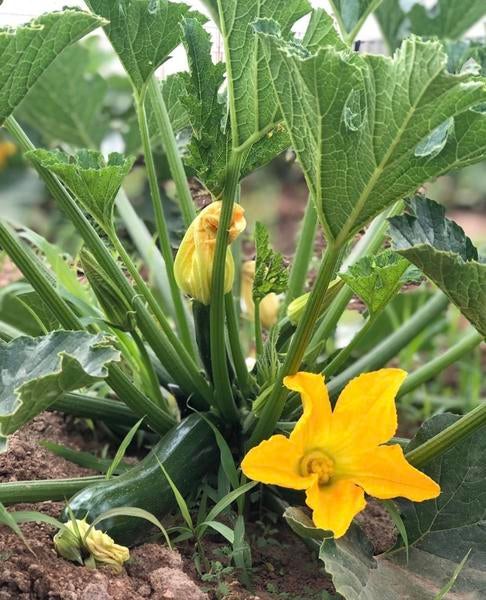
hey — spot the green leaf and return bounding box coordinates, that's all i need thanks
[0,502,33,553]
[253,222,289,302]
[157,459,194,531]
[40,441,130,475]
[0,10,104,125]
[106,418,143,480]
[319,413,486,599]
[389,196,486,337]
[0,331,120,447]
[339,250,412,315]
[85,0,204,92]
[218,0,312,149]
[180,17,228,195]
[197,520,235,543]
[376,0,486,50]
[256,29,486,244]
[17,43,108,148]
[284,506,331,542]
[27,149,135,233]
[329,0,384,40]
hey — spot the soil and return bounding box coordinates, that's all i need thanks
[0,415,397,600]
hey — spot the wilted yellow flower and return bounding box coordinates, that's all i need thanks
[54,518,129,572]
[0,141,16,170]
[242,369,440,538]
[241,260,280,329]
[174,201,246,305]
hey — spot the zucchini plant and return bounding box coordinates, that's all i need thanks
[0,0,485,596]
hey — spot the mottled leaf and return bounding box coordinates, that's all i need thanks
[27,149,135,233]
[0,10,104,124]
[256,28,486,243]
[389,197,486,337]
[253,222,288,302]
[0,331,120,448]
[85,0,203,91]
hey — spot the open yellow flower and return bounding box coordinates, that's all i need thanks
[242,369,440,538]
[174,201,246,305]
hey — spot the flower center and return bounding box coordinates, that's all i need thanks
[300,450,335,485]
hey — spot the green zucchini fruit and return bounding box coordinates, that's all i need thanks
[64,414,219,546]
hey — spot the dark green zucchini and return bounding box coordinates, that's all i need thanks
[64,414,219,546]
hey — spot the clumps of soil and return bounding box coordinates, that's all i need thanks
[0,414,397,599]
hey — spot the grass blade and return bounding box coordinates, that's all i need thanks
[157,458,194,530]
[106,418,143,480]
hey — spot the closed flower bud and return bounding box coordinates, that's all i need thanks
[174,201,246,305]
[0,140,16,170]
[241,261,280,329]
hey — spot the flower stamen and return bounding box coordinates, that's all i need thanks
[300,450,334,485]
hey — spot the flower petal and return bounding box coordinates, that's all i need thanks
[284,372,332,450]
[346,444,441,501]
[331,369,407,451]
[305,479,366,539]
[241,434,313,490]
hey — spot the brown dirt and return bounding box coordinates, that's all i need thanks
[0,414,397,600]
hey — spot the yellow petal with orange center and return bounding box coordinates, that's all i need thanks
[330,369,407,453]
[284,372,332,452]
[241,434,313,490]
[345,444,441,501]
[305,478,366,539]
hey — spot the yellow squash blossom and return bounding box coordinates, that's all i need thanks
[174,201,246,305]
[241,260,280,329]
[242,369,440,538]
[0,140,16,170]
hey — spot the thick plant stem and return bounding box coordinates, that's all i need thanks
[0,477,105,505]
[209,152,244,423]
[323,315,377,377]
[147,76,196,228]
[135,91,194,356]
[132,330,169,410]
[306,203,403,362]
[406,402,486,467]
[52,394,139,427]
[249,243,342,446]
[5,116,208,403]
[0,220,176,433]
[283,200,318,311]
[398,329,484,398]
[225,293,251,397]
[327,291,450,398]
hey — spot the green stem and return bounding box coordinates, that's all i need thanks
[147,76,196,228]
[5,117,210,404]
[249,243,342,446]
[0,476,105,505]
[135,90,194,357]
[306,203,403,363]
[323,315,377,377]
[52,393,139,427]
[132,330,169,410]
[283,200,318,311]
[326,291,449,398]
[406,402,486,468]
[225,293,251,397]
[344,0,385,45]
[254,300,264,357]
[398,329,484,399]
[0,220,175,434]
[209,152,244,423]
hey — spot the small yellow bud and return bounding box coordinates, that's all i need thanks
[174,201,246,305]
[0,141,16,170]
[241,260,280,329]
[287,292,310,326]
[54,519,129,573]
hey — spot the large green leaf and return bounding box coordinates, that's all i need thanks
[85,0,203,92]
[17,44,108,148]
[27,149,135,234]
[218,0,312,149]
[256,27,486,243]
[389,196,486,338]
[319,413,486,598]
[0,331,120,449]
[376,0,486,50]
[329,0,383,40]
[339,250,412,315]
[0,10,104,125]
